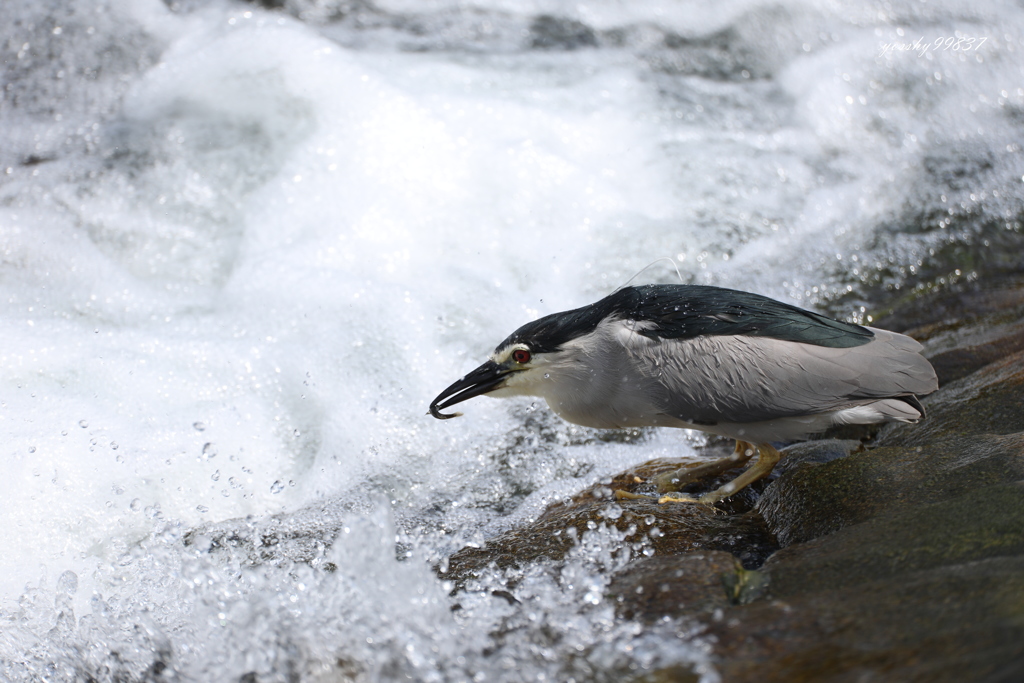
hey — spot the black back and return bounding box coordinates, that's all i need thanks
[497,284,873,353]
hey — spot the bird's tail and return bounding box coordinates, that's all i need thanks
[832,397,925,425]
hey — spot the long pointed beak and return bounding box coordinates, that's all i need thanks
[429,360,508,419]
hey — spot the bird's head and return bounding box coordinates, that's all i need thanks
[428,297,612,420]
[428,289,640,420]
[428,341,558,419]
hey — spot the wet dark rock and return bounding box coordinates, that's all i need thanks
[703,555,1024,683]
[769,439,863,477]
[607,551,740,621]
[759,433,1024,546]
[764,481,1024,595]
[871,272,1024,338]
[927,321,1024,385]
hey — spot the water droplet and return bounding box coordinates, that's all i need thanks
[201,442,217,460]
[602,505,623,520]
[28,446,36,454]
[196,505,209,513]
[110,441,118,450]
[130,498,141,512]
[56,570,78,596]
[78,419,88,429]
[270,480,284,494]
[211,470,220,481]
[193,421,206,431]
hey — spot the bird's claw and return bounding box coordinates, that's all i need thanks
[657,493,716,506]
[657,492,698,504]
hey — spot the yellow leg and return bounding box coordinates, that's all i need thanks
[696,443,782,504]
[734,440,755,456]
[653,440,756,493]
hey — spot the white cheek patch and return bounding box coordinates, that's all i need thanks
[491,368,545,398]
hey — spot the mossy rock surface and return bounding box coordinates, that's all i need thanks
[702,555,1024,683]
[607,551,741,621]
[759,433,1024,546]
[764,482,1024,594]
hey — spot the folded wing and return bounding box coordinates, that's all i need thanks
[622,327,938,425]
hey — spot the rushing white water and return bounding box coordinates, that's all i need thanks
[1,0,1022,680]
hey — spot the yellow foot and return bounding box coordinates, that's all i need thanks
[657,493,700,504]
[613,489,654,501]
[658,492,722,507]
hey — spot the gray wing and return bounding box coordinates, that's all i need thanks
[623,327,938,425]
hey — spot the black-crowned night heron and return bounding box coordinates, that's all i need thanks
[430,284,937,504]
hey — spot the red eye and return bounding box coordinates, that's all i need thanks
[512,349,531,364]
